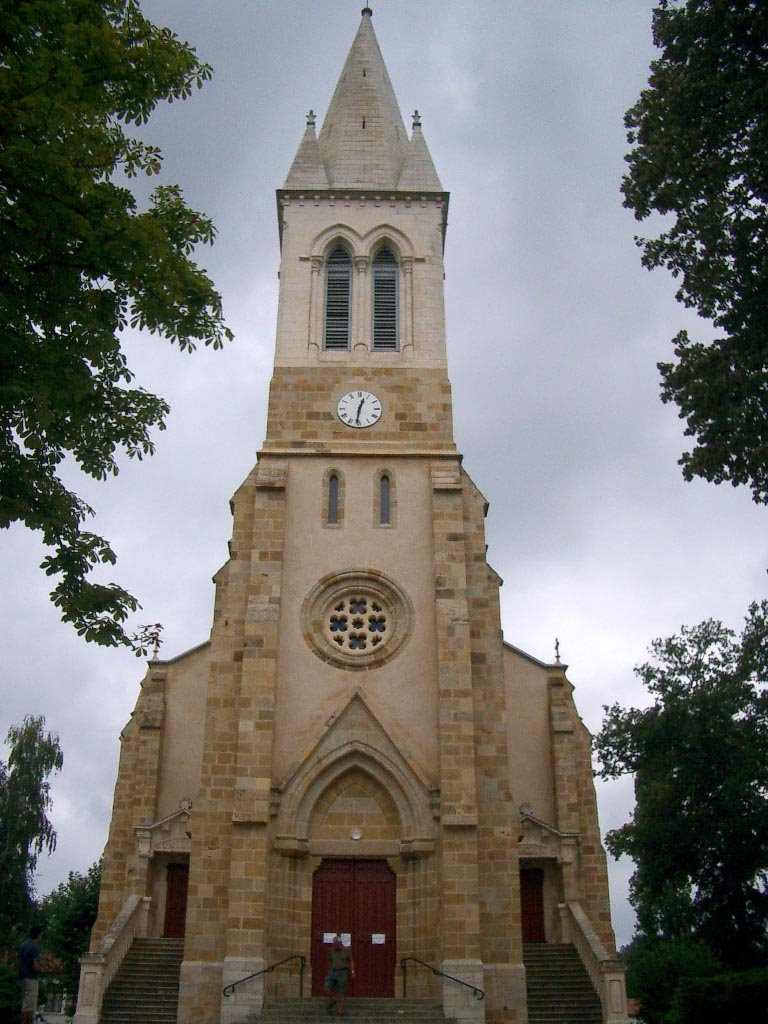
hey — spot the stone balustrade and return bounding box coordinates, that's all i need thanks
[559,902,628,1024]
[72,895,150,1024]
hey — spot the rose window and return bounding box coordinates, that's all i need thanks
[303,571,413,669]
[326,597,389,653]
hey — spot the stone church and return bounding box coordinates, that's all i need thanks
[75,9,627,1024]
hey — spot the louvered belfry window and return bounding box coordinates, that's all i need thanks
[324,245,352,350]
[372,247,398,351]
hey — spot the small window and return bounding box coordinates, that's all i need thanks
[324,246,352,350]
[328,473,339,524]
[324,469,344,527]
[372,247,398,351]
[374,469,395,527]
[379,474,391,525]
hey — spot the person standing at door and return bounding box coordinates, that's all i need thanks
[324,933,355,1016]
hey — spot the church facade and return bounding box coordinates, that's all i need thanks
[75,10,627,1024]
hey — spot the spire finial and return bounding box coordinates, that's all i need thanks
[362,5,373,16]
[412,109,422,129]
[306,109,316,128]
[554,638,561,664]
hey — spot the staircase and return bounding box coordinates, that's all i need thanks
[100,937,184,1024]
[258,998,457,1023]
[523,944,603,1024]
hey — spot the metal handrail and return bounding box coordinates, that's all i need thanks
[222,954,307,998]
[400,956,484,1001]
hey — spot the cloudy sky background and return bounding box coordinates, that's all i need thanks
[2,0,766,950]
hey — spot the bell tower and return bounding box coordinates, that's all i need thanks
[176,9,526,1020]
[82,10,626,1024]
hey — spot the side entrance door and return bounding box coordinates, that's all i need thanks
[311,860,396,997]
[520,867,546,942]
[163,862,189,938]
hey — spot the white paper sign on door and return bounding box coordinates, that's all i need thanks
[372,933,385,944]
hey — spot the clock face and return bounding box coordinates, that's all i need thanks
[337,390,382,429]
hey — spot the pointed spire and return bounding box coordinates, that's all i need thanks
[317,9,409,189]
[284,109,329,189]
[398,110,443,191]
[282,10,445,194]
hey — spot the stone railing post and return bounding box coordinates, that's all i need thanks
[72,952,105,1024]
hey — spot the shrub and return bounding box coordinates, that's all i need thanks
[622,936,720,1024]
[668,967,768,1024]
[0,964,20,1024]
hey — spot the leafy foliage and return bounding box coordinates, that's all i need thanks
[0,717,63,951]
[668,967,768,1024]
[596,602,768,968]
[0,964,19,1024]
[621,935,721,1024]
[622,0,768,503]
[39,861,101,998]
[0,0,232,647]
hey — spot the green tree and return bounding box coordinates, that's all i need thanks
[622,934,721,1024]
[39,861,101,998]
[0,716,63,950]
[622,0,768,504]
[596,602,768,969]
[0,0,232,649]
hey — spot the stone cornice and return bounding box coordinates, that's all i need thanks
[276,188,450,251]
[258,445,461,459]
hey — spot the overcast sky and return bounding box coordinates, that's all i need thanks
[2,1,765,951]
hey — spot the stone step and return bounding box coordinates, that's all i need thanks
[103,992,180,1006]
[259,998,456,1023]
[522,944,602,1024]
[100,937,183,1024]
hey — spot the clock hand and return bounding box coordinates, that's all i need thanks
[355,398,365,424]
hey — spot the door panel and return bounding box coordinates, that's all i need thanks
[311,860,395,997]
[352,860,396,997]
[163,863,189,938]
[520,868,545,942]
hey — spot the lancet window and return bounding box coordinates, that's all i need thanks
[371,246,398,351]
[379,473,391,525]
[374,469,395,527]
[324,245,352,350]
[328,473,340,524]
[323,469,345,527]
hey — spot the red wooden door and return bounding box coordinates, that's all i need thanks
[163,863,189,938]
[520,868,545,942]
[311,860,396,997]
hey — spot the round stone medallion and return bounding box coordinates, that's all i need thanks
[302,570,413,670]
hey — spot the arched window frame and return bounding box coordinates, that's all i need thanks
[323,468,345,528]
[371,245,399,352]
[374,468,396,528]
[324,244,352,351]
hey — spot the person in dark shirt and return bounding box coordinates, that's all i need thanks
[324,934,355,1016]
[17,925,43,1024]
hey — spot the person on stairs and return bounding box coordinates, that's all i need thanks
[324,933,355,1016]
